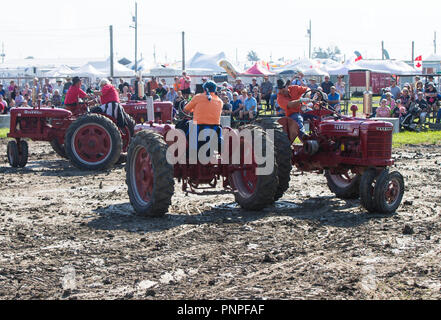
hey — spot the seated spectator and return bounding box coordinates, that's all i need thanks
[308,78,318,90]
[52,90,62,107]
[240,92,257,120]
[155,83,168,101]
[233,78,245,93]
[425,82,438,119]
[414,81,424,99]
[391,99,406,118]
[160,79,169,91]
[321,76,334,95]
[0,95,5,114]
[385,92,396,108]
[327,86,341,112]
[390,79,401,100]
[399,88,412,111]
[221,96,232,116]
[118,79,130,93]
[376,99,391,118]
[249,78,259,92]
[165,87,178,103]
[252,86,261,105]
[239,89,248,104]
[231,92,243,119]
[269,88,278,111]
[15,92,24,107]
[221,88,233,102]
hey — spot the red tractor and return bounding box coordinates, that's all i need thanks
[256,89,405,214]
[6,96,175,170]
[125,105,279,217]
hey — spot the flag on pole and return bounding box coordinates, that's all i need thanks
[355,55,363,62]
[414,55,423,69]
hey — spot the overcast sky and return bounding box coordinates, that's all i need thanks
[2,0,441,64]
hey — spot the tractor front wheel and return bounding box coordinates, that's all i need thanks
[325,170,361,199]
[7,140,28,168]
[50,139,67,159]
[126,130,175,217]
[65,114,122,171]
[359,168,379,213]
[374,170,404,214]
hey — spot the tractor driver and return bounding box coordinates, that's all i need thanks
[91,79,135,136]
[183,80,223,155]
[64,76,89,112]
[276,79,312,140]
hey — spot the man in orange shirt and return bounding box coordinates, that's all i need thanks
[277,79,312,140]
[184,81,223,157]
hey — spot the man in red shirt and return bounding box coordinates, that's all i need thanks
[92,79,135,135]
[277,79,312,140]
[64,77,89,110]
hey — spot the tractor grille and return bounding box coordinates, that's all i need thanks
[366,131,392,159]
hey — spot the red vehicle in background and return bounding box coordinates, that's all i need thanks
[349,70,391,96]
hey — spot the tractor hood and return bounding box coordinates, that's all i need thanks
[10,107,72,119]
[319,119,394,138]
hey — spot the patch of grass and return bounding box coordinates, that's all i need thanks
[0,128,9,139]
[393,130,441,148]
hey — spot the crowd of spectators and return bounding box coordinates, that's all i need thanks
[374,76,441,125]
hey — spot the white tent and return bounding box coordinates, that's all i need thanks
[327,61,360,76]
[74,64,106,78]
[44,65,75,77]
[187,52,226,73]
[424,54,441,61]
[89,58,135,77]
[354,60,420,75]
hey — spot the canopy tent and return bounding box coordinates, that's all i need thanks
[89,58,135,77]
[327,61,360,76]
[187,52,226,73]
[44,65,75,77]
[241,62,275,76]
[423,54,441,61]
[353,60,420,75]
[301,67,329,77]
[74,64,106,78]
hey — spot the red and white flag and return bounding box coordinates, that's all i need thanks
[355,55,363,62]
[414,56,423,69]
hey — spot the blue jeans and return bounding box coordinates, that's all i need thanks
[289,113,306,138]
[437,108,441,123]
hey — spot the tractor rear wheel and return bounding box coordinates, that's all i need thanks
[18,140,29,168]
[231,126,278,211]
[7,141,19,168]
[359,168,379,213]
[126,130,175,217]
[325,170,361,199]
[50,139,67,159]
[374,170,404,214]
[65,114,122,171]
[243,121,292,202]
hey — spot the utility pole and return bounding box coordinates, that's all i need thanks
[434,31,437,54]
[109,25,114,78]
[130,2,138,72]
[182,31,185,71]
[412,41,415,62]
[307,20,312,59]
[153,45,156,65]
[381,41,384,60]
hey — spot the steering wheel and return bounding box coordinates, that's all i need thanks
[301,89,339,115]
[176,99,192,120]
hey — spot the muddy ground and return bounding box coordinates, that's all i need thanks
[0,139,440,300]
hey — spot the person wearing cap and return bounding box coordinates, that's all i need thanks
[276,79,311,140]
[233,78,245,94]
[64,76,89,110]
[231,92,243,119]
[320,76,334,95]
[53,79,64,96]
[240,91,258,120]
[292,72,307,86]
[308,78,318,90]
[390,79,401,100]
[184,81,223,155]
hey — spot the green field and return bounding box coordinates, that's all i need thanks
[0,128,8,139]
[1,126,440,148]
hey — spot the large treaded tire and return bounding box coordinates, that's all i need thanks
[126,130,175,217]
[7,141,19,168]
[325,170,361,199]
[252,118,293,201]
[374,170,405,214]
[359,168,379,213]
[65,114,122,171]
[18,140,29,168]
[232,126,278,211]
[50,139,67,159]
